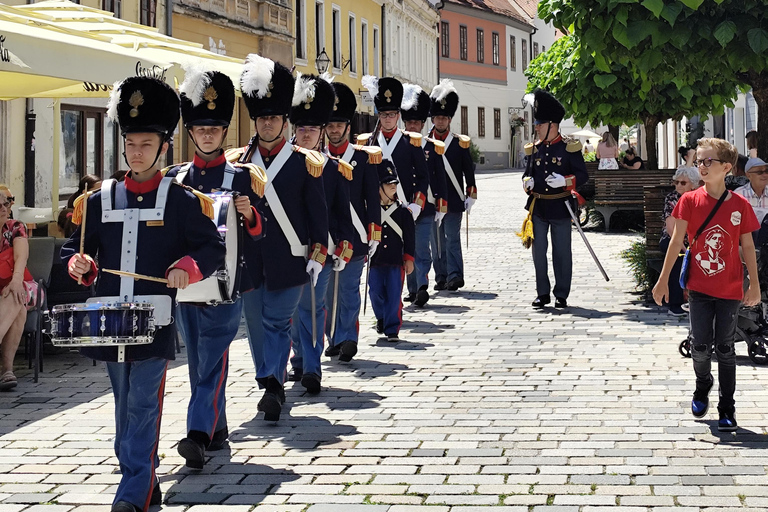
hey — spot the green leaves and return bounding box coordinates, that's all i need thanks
[679,0,705,9]
[714,21,737,47]
[660,3,683,26]
[594,74,618,89]
[641,0,664,17]
[748,28,768,54]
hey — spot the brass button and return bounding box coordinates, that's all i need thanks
[201,170,206,176]
[198,185,204,191]
[383,245,388,248]
[137,196,143,202]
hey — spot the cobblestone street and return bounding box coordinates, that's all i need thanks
[2,169,767,512]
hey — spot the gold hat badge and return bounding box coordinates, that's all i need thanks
[384,90,392,103]
[129,90,144,118]
[333,96,339,111]
[440,99,447,110]
[204,86,218,110]
[266,82,274,98]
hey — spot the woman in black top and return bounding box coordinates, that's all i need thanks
[620,147,644,170]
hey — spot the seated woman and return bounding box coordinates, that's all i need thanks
[659,166,700,316]
[596,132,619,170]
[0,189,35,391]
[620,147,644,170]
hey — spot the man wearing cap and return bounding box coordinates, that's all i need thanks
[428,79,475,292]
[287,73,353,393]
[323,81,382,362]
[735,157,768,225]
[63,76,226,512]
[165,68,265,469]
[401,83,448,306]
[235,55,328,422]
[522,89,588,309]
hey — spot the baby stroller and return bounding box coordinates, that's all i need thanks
[678,230,768,365]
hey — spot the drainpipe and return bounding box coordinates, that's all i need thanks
[24,100,35,207]
[381,4,387,75]
[529,25,536,64]
[165,0,174,165]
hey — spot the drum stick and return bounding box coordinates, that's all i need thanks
[103,268,169,284]
[77,190,91,285]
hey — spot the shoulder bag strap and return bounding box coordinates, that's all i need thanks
[691,190,728,245]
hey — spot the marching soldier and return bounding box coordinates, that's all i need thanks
[236,55,328,422]
[401,83,448,306]
[323,80,382,362]
[428,79,475,292]
[522,89,589,309]
[165,67,265,469]
[360,76,429,303]
[63,77,226,512]
[287,73,353,393]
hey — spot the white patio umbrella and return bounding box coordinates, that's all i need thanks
[569,129,602,138]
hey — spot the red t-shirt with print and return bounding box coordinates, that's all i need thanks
[672,187,759,300]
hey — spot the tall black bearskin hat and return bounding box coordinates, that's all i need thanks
[377,158,399,184]
[107,76,180,140]
[179,65,235,127]
[429,79,459,118]
[240,54,295,119]
[362,75,403,112]
[328,79,357,123]
[289,73,337,126]
[524,88,565,125]
[401,84,431,122]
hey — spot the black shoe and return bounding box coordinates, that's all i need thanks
[325,344,341,357]
[266,378,286,405]
[301,373,322,395]
[446,278,464,291]
[718,411,738,432]
[554,297,568,309]
[404,292,417,303]
[257,391,282,422]
[287,367,303,382]
[177,437,205,470]
[532,295,551,308]
[338,340,358,362]
[150,482,162,506]
[386,333,399,342]
[208,427,229,451]
[112,502,140,512]
[692,376,714,418]
[434,280,447,291]
[375,319,384,334]
[414,288,430,307]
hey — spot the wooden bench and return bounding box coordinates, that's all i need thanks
[592,168,676,231]
[644,185,674,272]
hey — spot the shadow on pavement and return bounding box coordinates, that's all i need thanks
[703,422,768,444]
[442,290,499,300]
[416,303,471,314]
[544,306,624,319]
[289,387,382,410]
[374,338,435,351]
[235,414,358,447]
[401,319,453,333]
[321,358,409,380]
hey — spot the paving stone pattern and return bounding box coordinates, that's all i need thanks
[1,170,767,511]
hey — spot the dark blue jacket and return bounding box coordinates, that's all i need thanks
[61,176,226,362]
[165,152,264,290]
[368,130,429,208]
[422,139,448,217]
[322,156,354,253]
[440,135,476,213]
[523,136,589,220]
[372,202,415,268]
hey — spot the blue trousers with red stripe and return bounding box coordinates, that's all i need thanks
[176,299,241,441]
[369,265,405,335]
[291,262,332,376]
[106,357,168,511]
[325,255,366,347]
[256,284,303,385]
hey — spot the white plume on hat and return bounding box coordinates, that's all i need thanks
[320,72,335,84]
[292,72,317,107]
[361,75,379,97]
[522,93,535,108]
[241,53,275,98]
[106,80,123,123]
[179,60,213,107]
[401,84,422,111]
[430,79,456,102]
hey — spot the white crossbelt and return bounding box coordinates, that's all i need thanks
[174,161,237,190]
[441,133,465,201]
[378,131,408,202]
[252,143,308,258]
[336,144,369,243]
[381,204,403,239]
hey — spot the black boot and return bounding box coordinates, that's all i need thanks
[177,430,208,470]
[208,427,229,451]
[301,372,322,394]
[414,286,430,307]
[258,378,284,422]
[338,340,358,362]
[532,295,551,309]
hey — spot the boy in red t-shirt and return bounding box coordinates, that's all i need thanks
[653,138,760,432]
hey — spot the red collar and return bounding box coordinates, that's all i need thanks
[329,140,349,157]
[258,138,287,157]
[543,135,563,146]
[381,128,398,139]
[125,171,163,194]
[193,152,226,169]
[433,130,448,142]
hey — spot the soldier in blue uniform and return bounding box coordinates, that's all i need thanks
[323,81,382,362]
[401,83,448,306]
[428,80,476,292]
[522,89,589,309]
[360,76,429,303]
[63,77,226,512]
[369,161,416,341]
[287,74,353,393]
[165,68,265,469]
[236,55,329,421]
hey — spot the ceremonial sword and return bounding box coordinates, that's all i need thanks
[329,270,340,339]
[309,267,318,348]
[564,197,610,282]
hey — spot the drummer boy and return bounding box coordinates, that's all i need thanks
[62,76,225,512]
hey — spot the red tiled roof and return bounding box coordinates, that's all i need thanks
[443,0,531,25]
[512,0,538,18]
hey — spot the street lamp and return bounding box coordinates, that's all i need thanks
[315,48,331,74]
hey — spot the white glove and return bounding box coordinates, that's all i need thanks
[407,203,422,221]
[464,197,476,214]
[332,254,347,272]
[368,240,379,258]
[523,177,535,191]
[306,259,322,286]
[545,173,567,188]
[434,211,446,226]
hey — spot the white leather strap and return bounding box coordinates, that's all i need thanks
[378,131,408,202]
[442,134,465,201]
[381,205,403,240]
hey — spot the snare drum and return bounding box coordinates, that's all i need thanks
[176,192,242,305]
[49,302,156,346]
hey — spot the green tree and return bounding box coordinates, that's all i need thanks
[525,34,738,168]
